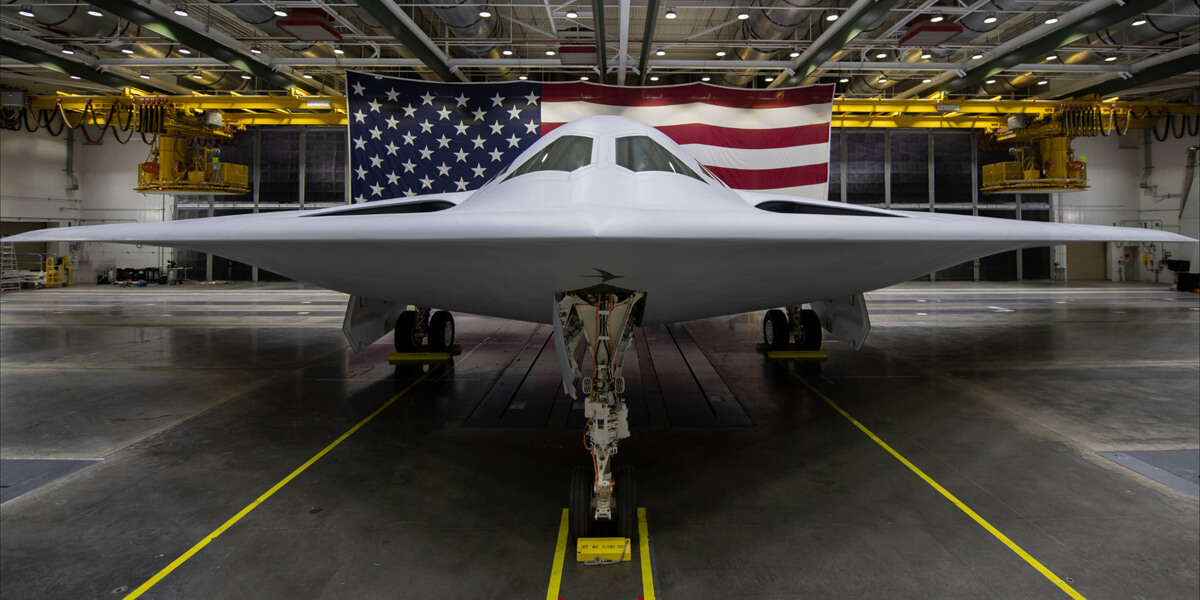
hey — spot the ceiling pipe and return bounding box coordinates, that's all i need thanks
[592,0,609,83]
[617,0,630,85]
[420,0,499,57]
[1066,45,1200,99]
[636,0,660,85]
[354,0,464,81]
[717,0,822,87]
[772,0,906,88]
[936,0,1175,95]
[0,37,176,94]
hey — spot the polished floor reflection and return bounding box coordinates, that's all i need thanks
[1,282,1197,600]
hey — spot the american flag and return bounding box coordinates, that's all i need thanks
[346,71,833,202]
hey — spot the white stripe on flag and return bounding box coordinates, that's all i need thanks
[680,143,831,171]
[542,101,834,129]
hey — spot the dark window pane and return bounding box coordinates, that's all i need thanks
[845,130,884,204]
[933,131,973,204]
[615,136,704,182]
[890,131,929,204]
[827,129,841,202]
[506,135,593,180]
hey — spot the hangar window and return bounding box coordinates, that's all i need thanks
[504,135,594,180]
[615,136,705,183]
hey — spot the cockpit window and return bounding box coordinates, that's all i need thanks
[504,135,593,180]
[615,136,706,183]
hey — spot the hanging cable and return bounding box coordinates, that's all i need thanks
[1153,114,1171,142]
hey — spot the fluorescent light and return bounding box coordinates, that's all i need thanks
[972,53,983,59]
[566,10,578,18]
[921,52,932,59]
[1036,80,1048,85]
[121,48,135,54]
[302,73,313,79]
[839,77,849,83]
[826,13,838,22]
[764,77,774,82]
[930,15,944,23]
[545,49,556,56]
[274,10,287,17]
[1132,18,1147,26]
[69,75,81,80]
[479,10,491,18]
[1104,55,1117,62]
[191,73,203,79]
[985,78,997,84]
[650,75,659,81]
[665,10,677,19]
[17,9,34,18]
[580,76,589,80]
[139,73,151,79]
[241,74,252,79]
[983,14,997,24]
[789,51,799,58]
[87,10,103,17]
[250,46,262,54]
[876,52,887,59]
[178,48,191,55]
[701,76,711,82]
[878,76,888,82]
[61,48,74,55]
[737,12,749,20]
[174,8,189,17]
[501,49,513,56]
[518,75,528,80]
[304,100,332,108]
[922,78,932,83]
[1045,17,1059,24]
[333,46,344,55]
[715,50,726,57]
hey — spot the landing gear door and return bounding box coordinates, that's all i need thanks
[810,293,871,350]
[342,295,406,353]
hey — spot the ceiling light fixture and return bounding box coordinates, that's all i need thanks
[333,46,344,55]
[250,46,262,54]
[178,48,192,55]
[789,51,799,58]
[174,7,189,17]
[545,49,556,56]
[737,12,749,20]
[929,14,944,23]
[715,50,726,57]
[983,13,996,24]
[302,73,313,79]
[1046,54,1056,61]
[922,78,932,83]
[17,7,34,18]
[61,48,74,55]
[921,51,932,59]
[839,77,849,83]
[655,49,666,56]
[765,77,774,82]
[971,53,983,59]
[580,76,589,80]
[121,47,135,54]
[1104,55,1117,62]
[139,73,151,79]
[1044,17,1059,25]
[650,76,659,81]
[191,72,204,79]
[1036,79,1048,85]
[875,52,887,59]
[479,10,491,18]
[985,78,996,84]
[701,76,710,81]
[826,13,839,22]
[241,74,252,79]
[518,75,528,80]
[87,9,103,17]
[1131,17,1147,26]
[878,76,888,82]
[502,48,513,56]
[665,9,677,19]
[70,75,81,80]
[565,10,578,19]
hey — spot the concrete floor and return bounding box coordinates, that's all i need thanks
[1,281,1197,600]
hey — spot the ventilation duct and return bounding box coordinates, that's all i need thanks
[420,0,499,57]
[719,0,824,87]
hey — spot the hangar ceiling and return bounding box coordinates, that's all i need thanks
[1,0,1197,103]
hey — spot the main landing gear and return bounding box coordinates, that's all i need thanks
[557,288,645,541]
[394,307,455,352]
[763,305,822,351]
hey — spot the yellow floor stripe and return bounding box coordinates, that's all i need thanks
[792,373,1087,600]
[122,371,433,600]
[638,507,656,600]
[546,509,570,600]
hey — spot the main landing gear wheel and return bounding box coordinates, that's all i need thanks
[763,309,790,350]
[428,310,455,351]
[795,308,822,351]
[394,310,423,352]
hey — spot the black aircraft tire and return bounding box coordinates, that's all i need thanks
[394,311,421,352]
[763,309,790,350]
[428,311,455,352]
[569,466,592,541]
[796,309,823,351]
[615,465,637,541]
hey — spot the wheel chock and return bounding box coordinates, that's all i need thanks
[387,345,462,365]
[576,537,632,564]
[755,343,829,361]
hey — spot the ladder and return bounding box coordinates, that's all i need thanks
[1,243,19,293]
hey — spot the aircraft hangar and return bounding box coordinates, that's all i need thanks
[1,2,1198,599]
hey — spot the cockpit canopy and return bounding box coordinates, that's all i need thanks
[500,128,718,186]
[503,135,593,181]
[615,136,704,182]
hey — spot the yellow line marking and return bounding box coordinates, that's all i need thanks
[546,509,570,600]
[638,507,656,600]
[122,371,432,600]
[792,373,1087,600]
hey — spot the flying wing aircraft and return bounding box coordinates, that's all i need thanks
[5,115,1195,540]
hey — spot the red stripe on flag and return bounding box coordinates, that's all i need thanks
[543,81,834,109]
[705,164,829,190]
[541,122,828,149]
[655,123,829,149]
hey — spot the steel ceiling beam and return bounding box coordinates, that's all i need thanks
[354,0,464,82]
[1064,52,1200,99]
[937,0,1174,94]
[88,0,321,93]
[636,0,661,85]
[0,38,176,95]
[775,0,907,88]
[591,0,609,82]
[617,0,631,85]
